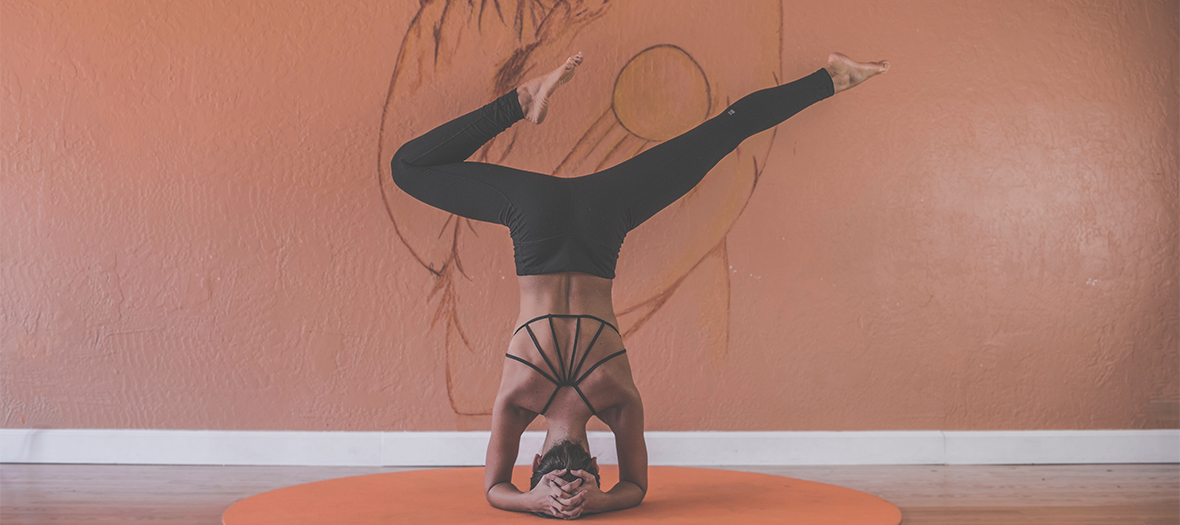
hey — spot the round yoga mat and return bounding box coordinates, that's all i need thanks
[223,465,901,524]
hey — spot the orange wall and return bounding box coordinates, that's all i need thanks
[2,0,1176,432]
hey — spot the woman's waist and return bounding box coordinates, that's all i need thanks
[512,311,621,338]
[515,273,617,329]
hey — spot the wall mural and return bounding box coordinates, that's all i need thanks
[378,0,783,415]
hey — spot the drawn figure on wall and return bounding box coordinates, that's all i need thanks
[379,0,785,416]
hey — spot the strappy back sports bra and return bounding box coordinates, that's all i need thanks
[506,314,627,416]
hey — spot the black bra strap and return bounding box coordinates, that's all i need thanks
[514,313,619,336]
[572,385,598,415]
[525,325,562,381]
[548,317,566,380]
[572,322,605,381]
[575,349,627,385]
[505,354,557,385]
[569,318,581,380]
[539,387,562,415]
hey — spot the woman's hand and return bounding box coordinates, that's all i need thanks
[554,469,609,519]
[529,469,585,519]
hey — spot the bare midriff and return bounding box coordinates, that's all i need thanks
[514,272,618,330]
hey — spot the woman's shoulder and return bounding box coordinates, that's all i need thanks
[591,375,643,426]
[492,380,543,423]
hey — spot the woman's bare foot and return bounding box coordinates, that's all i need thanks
[824,53,889,94]
[517,52,583,124]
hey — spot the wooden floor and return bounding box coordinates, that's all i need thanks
[2,463,1177,524]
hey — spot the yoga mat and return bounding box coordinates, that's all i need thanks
[224,465,901,523]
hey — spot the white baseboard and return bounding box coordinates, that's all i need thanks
[1,429,1175,466]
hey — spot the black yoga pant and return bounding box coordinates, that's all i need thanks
[390,68,835,275]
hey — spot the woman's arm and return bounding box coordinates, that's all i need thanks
[484,397,534,511]
[563,390,647,517]
[605,390,648,510]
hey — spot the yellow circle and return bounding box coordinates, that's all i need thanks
[612,45,711,142]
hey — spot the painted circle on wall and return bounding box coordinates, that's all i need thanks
[612,44,712,142]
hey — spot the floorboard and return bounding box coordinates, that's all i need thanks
[2,463,1176,524]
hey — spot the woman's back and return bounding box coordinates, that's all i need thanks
[501,273,637,420]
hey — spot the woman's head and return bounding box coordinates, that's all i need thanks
[530,439,600,489]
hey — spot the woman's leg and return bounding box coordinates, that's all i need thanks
[594,69,834,231]
[591,54,888,232]
[389,91,530,225]
[390,53,585,225]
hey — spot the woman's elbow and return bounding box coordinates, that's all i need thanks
[484,481,514,510]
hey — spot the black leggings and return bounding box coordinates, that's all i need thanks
[390,68,835,277]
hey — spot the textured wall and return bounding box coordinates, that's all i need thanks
[2,0,1176,432]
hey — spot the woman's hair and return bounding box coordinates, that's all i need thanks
[529,439,600,490]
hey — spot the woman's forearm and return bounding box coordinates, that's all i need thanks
[597,480,645,513]
[486,482,536,513]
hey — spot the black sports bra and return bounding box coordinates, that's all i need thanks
[505,314,626,415]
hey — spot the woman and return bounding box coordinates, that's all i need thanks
[390,51,888,519]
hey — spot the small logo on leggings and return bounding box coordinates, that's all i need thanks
[728,109,735,115]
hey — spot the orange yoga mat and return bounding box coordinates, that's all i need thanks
[223,465,901,524]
